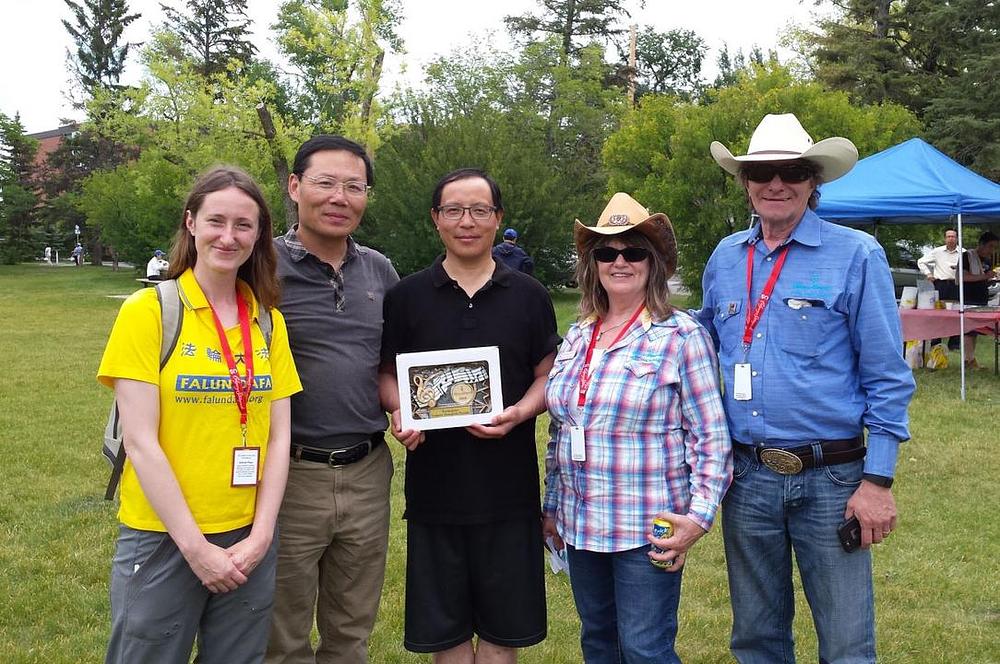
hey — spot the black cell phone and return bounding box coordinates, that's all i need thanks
[837,516,861,553]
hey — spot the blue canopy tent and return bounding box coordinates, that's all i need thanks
[816,138,1000,398]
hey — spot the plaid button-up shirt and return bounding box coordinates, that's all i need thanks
[543,309,732,553]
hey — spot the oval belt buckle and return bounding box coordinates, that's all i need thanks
[760,448,804,474]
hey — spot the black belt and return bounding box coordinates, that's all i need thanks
[734,437,865,475]
[291,432,385,467]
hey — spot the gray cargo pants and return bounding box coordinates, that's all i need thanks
[105,524,277,664]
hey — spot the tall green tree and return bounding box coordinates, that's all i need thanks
[612,27,707,101]
[75,31,294,266]
[802,0,1000,179]
[36,125,140,264]
[0,114,40,263]
[918,1,1000,180]
[803,0,920,109]
[272,0,400,144]
[712,43,768,90]
[505,0,632,65]
[603,64,921,297]
[62,0,141,94]
[367,40,620,287]
[160,0,257,78]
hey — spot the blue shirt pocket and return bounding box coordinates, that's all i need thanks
[774,298,838,357]
[716,300,743,352]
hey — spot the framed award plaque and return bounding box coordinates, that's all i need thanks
[396,346,503,431]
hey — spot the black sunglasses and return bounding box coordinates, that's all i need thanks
[742,163,816,184]
[593,246,650,263]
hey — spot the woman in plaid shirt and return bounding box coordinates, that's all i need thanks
[543,193,732,663]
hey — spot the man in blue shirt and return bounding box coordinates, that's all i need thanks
[492,228,534,274]
[697,114,915,664]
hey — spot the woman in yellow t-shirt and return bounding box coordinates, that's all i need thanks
[98,166,301,663]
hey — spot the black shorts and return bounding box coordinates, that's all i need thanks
[404,518,547,653]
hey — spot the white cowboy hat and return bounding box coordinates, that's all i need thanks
[574,193,677,277]
[710,113,858,183]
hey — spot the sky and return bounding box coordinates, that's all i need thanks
[0,0,823,134]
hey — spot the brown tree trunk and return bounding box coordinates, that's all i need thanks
[561,0,577,66]
[360,50,385,158]
[874,0,890,39]
[90,238,104,265]
[256,103,298,230]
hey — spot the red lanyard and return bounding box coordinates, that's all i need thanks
[209,291,255,444]
[577,303,645,407]
[743,243,790,350]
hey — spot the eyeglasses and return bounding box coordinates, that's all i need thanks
[742,163,816,184]
[593,246,650,263]
[434,205,497,221]
[302,175,371,197]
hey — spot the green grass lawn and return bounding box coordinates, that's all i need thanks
[1,264,997,663]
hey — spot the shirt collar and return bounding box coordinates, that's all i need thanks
[177,267,260,321]
[579,307,654,332]
[283,225,361,264]
[430,254,514,289]
[730,208,823,250]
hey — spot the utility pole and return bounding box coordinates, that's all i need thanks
[627,23,637,106]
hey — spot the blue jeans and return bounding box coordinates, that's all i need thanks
[722,445,876,664]
[566,545,683,664]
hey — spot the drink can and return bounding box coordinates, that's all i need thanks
[650,517,673,569]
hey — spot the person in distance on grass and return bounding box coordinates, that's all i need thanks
[697,113,915,663]
[378,168,559,664]
[955,230,999,368]
[543,193,731,662]
[492,227,534,275]
[97,166,302,663]
[266,135,399,664]
[146,249,169,280]
[917,227,960,301]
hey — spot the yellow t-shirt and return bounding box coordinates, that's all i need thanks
[98,269,302,533]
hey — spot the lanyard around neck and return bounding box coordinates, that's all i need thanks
[742,243,790,351]
[577,303,645,408]
[208,291,255,444]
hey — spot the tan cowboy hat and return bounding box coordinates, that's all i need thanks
[574,193,677,277]
[710,113,858,183]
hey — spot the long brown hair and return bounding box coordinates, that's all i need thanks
[166,166,280,310]
[576,230,674,322]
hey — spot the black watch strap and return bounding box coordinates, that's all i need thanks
[862,473,893,488]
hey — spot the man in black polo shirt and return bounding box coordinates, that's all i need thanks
[379,168,559,663]
[268,136,399,664]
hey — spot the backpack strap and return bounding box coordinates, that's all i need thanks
[104,279,185,500]
[155,279,184,369]
[258,305,273,349]
[102,400,125,500]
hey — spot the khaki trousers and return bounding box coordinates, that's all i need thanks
[266,442,393,664]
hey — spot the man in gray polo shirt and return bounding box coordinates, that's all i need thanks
[267,135,399,664]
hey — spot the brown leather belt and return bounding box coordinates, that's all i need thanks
[734,437,865,475]
[291,432,385,467]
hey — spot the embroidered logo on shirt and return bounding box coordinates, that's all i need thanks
[790,271,834,300]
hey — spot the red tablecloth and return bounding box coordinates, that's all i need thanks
[899,308,1000,342]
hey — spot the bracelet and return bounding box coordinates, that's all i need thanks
[862,473,893,489]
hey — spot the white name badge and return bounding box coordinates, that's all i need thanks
[570,425,586,462]
[231,447,260,487]
[734,363,753,401]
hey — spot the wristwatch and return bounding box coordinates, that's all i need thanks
[862,473,893,488]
